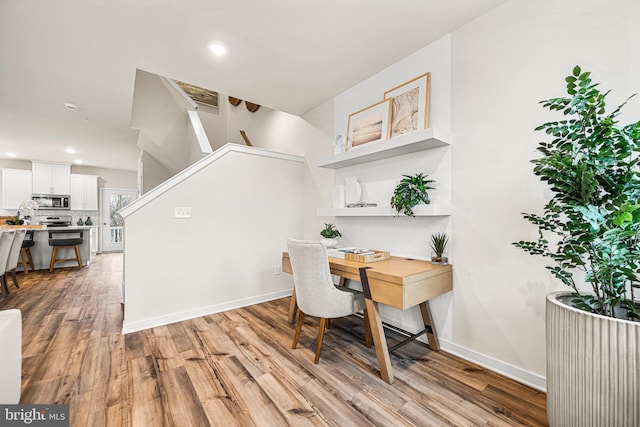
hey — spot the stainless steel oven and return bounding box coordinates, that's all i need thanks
[31,194,70,210]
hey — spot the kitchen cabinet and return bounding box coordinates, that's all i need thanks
[70,174,98,211]
[1,169,33,210]
[32,162,70,194]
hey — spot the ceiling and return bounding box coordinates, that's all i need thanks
[0,0,506,171]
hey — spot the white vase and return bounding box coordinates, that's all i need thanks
[320,238,338,249]
[344,177,361,205]
[546,292,640,426]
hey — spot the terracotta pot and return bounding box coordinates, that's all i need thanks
[546,292,640,426]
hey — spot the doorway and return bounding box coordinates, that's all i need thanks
[101,188,137,252]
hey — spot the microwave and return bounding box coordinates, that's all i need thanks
[31,194,70,210]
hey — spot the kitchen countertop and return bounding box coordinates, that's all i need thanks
[0,225,98,231]
[35,225,98,231]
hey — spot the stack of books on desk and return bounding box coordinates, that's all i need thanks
[327,247,390,263]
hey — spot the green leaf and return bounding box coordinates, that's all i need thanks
[572,65,581,77]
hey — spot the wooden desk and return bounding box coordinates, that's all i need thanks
[282,253,452,384]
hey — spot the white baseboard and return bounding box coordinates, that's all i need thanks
[379,316,547,392]
[438,339,546,392]
[121,288,293,334]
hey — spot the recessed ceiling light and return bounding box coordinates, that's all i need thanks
[65,147,76,154]
[74,159,83,164]
[64,102,78,111]
[207,40,227,56]
[6,152,17,157]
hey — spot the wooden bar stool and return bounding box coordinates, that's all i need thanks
[20,230,35,274]
[48,230,84,272]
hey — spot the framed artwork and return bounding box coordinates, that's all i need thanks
[383,72,430,138]
[175,80,219,108]
[346,99,392,151]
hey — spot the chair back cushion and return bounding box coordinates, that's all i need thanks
[287,238,357,318]
[6,229,26,271]
[48,230,83,247]
[0,231,16,276]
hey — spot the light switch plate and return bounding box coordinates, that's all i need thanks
[174,207,192,218]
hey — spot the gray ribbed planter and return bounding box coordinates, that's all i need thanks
[546,292,640,426]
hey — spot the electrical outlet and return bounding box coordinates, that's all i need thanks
[174,207,191,218]
[274,265,282,275]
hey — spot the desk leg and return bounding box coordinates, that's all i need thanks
[419,301,440,351]
[287,288,297,325]
[359,267,394,384]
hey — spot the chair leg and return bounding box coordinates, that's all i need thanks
[326,318,331,330]
[26,248,34,271]
[74,245,83,268]
[49,247,58,272]
[363,308,372,348]
[10,270,19,288]
[0,274,9,296]
[292,311,304,349]
[314,318,328,364]
[20,249,29,275]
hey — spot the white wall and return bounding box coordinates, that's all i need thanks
[300,99,336,239]
[312,0,640,390]
[131,70,207,174]
[122,147,304,333]
[449,0,640,387]
[72,165,136,189]
[226,102,306,156]
[197,104,227,151]
[140,147,173,193]
[330,35,454,342]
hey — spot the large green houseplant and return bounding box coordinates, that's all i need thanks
[515,65,640,320]
[515,66,640,426]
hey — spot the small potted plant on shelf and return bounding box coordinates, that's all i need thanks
[429,232,448,265]
[320,223,341,248]
[390,173,435,216]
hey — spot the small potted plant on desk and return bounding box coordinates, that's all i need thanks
[430,232,448,265]
[320,223,341,249]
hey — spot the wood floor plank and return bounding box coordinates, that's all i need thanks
[1,253,548,426]
[212,355,289,426]
[255,372,325,426]
[157,366,211,426]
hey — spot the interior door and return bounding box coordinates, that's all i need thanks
[101,188,137,252]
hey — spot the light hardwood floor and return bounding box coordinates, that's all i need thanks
[0,253,548,426]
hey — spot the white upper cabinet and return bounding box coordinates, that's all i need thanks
[70,174,98,211]
[1,169,33,210]
[32,162,71,194]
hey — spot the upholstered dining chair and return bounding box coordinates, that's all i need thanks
[287,238,372,364]
[5,229,26,290]
[0,231,16,297]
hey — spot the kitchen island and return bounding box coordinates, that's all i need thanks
[4,226,98,271]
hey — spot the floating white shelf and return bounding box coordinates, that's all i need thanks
[317,128,450,169]
[317,204,452,217]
